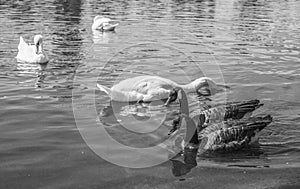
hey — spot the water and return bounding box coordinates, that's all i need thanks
[1,0,300,188]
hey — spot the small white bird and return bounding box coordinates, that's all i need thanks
[97,75,227,105]
[92,15,118,32]
[16,35,49,64]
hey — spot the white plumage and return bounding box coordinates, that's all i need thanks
[92,15,118,31]
[16,35,49,64]
[97,75,226,104]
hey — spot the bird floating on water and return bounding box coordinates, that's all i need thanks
[167,89,264,133]
[172,87,272,151]
[197,115,272,151]
[16,35,49,64]
[96,75,227,105]
[92,15,118,32]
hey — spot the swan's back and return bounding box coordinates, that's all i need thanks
[111,76,177,93]
[92,16,112,30]
[16,37,34,60]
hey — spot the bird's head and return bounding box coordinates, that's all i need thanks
[33,35,43,54]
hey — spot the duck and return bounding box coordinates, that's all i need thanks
[16,35,49,64]
[168,88,263,133]
[96,75,227,105]
[171,87,272,151]
[92,15,118,32]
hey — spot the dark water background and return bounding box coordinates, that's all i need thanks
[0,0,299,188]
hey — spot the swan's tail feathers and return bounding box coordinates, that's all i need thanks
[96,84,111,95]
[16,36,26,60]
[18,36,26,48]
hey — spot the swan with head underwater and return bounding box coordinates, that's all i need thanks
[92,15,119,32]
[16,35,49,64]
[96,75,228,105]
[172,87,273,151]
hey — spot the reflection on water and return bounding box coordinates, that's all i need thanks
[16,62,47,87]
[1,0,300,187]
[93,30,118,44]
[98,100,181,148]
[170,148,198,177]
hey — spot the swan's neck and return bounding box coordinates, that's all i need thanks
[178,82,198,94]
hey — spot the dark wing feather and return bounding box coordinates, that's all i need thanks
[199,115,272,151]
[191,99,264,129]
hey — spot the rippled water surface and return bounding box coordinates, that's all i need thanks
[1,0,300,188]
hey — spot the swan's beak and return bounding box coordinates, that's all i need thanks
[35,44,39,54]
[35,43,43,54]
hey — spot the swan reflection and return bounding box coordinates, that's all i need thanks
[16,62,47,88]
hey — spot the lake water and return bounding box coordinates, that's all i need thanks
[1,0,300,188]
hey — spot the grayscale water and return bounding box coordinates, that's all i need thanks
[1,0,299,188]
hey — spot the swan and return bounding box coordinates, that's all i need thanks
[16,35,49,64]
[172,87,272,151]
[92,15,118,32]
[96,76,227,105]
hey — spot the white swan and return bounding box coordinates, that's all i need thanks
[92,15,119,32]
[16,35,49,64]
[96,75,227,105]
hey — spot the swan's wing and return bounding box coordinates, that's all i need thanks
[99,17,111,23]
[104,76,176,102]
[18,36,30,50]
[16,36,37,61]
[142,87,171,102]
[135,77,174,91]
[133,79,174,101]
[92,17,112,30]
